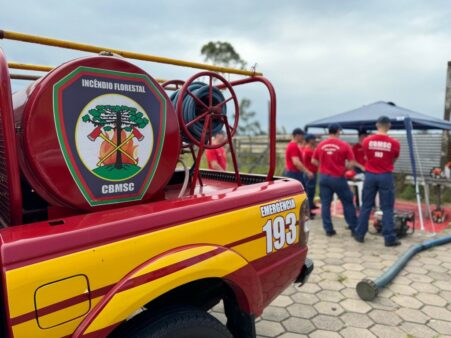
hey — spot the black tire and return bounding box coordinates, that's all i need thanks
[123,306,233,338]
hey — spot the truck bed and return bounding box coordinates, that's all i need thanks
[0,173,307,338]
[165,170,277,198]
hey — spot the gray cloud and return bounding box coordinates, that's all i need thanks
[1,0,450,131]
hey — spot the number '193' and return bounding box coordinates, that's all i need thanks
[262,212,297,253]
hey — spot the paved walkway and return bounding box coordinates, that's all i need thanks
[212,218,451,337]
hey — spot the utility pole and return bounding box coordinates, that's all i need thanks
[442,62,451,166]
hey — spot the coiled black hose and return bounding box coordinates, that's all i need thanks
[170,82,226,143]
[357,234,451,301]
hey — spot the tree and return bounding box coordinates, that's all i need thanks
[200,41,263,136]
[277,125,287,135]
[238,99,263,136]
[201,41,247,69]
[82,105,149,169]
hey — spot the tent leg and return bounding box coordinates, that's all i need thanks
[415,181,424,232]
[404,117,425,233]
[423,181,437,234]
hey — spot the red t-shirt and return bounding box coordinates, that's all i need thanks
[206,147,227,170]
[298,145,305,155]
[352,143,366,167]
[313,138,355,177]
[363,134,400,173]
[303,145,318,173]
[285,141,303,172]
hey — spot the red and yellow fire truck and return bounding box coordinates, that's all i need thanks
[0,30,313,338]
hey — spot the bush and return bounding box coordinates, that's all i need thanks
[395,173,451,204]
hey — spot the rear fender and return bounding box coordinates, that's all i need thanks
[72,244,260,338]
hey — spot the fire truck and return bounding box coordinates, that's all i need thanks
[0,30,313,338]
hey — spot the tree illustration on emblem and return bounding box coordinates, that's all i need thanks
[82,105,149,180]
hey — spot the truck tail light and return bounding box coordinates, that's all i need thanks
[299,199,310,246]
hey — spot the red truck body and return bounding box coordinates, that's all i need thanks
[0,31,313,338]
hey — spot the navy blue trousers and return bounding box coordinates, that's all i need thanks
[319,174,357,233]
[284,170,305,187]
[355,172,397,244]
[305,173,317,208]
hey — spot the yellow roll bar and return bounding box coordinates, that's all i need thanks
[8,61,53,72]
[8,61,167,84]
[10,73,41,81]
[0,30,262,77]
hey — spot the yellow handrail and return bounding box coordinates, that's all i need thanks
[0,30,262,77]
[10,73,41,81]
[8,62,167,83]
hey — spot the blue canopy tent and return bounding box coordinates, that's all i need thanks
[305,101,451,231]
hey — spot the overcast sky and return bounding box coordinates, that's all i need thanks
[1,0,450,132]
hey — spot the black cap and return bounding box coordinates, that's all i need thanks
[328,123,341,134]
[305,133,316,141]
[377,115,391,124]
[292,128,305,136]
[358,129,368,136]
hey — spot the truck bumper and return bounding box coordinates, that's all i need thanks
[295,258,314,286]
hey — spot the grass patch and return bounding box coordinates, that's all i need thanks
[93,164,140,180]
[395,173,451,204]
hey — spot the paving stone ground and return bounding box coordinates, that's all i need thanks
[212,217,451,337]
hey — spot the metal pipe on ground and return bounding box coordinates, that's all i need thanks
[356,234,451,301]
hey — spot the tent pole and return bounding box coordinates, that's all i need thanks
[412,129,436,234]
[404,117,425,232]
[415,181,425,232]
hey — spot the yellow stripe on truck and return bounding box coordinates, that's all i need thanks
[6,194,304,337]
[85,247,248,334]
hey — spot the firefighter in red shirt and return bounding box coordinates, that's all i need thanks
[303,134,319,213]
[354,116,401,246]
[352,130,368,173]
[312,124,360,236]
[205,131,227,171]
[284,128,313,187]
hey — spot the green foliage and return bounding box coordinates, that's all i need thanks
[200,41,263,137]
[83,105,149,130]
[395,173,451,203]
[92,164,141,180]
[201,41,247,69]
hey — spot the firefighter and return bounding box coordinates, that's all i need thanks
[205,131,227,171]
[303,134,319,214]
[353,116,401,246]
[284,128,313,186]
[312,124,359,236]
[352,129,368,173]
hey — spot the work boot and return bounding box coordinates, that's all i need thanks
[325,230,337,237]
[353,233,364,243]
[385,239,401,247]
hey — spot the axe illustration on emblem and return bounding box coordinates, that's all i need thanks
[93,127,144,167]
[87,126,145,166]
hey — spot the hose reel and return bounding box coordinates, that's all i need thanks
[171,71,239,149]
